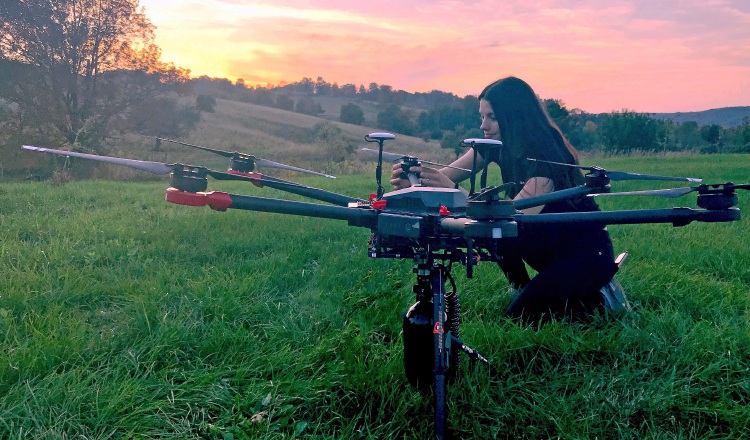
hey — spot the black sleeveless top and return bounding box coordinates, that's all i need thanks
[485,150,611,271]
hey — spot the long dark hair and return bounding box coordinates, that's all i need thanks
[479,77,584,190]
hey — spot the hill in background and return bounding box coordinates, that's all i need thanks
[648,106,750,128]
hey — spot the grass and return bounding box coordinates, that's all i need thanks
[1,154,749,439]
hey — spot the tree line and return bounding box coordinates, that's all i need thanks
[193,75,750,157]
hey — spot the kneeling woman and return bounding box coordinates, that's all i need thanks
[390,76,620,326]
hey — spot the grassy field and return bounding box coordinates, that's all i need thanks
[1,154,749,439]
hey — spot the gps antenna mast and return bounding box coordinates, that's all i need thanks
[364,132,396,199]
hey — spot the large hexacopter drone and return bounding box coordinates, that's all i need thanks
[22,134,747,440]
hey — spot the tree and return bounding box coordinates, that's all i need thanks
[377,103,416,136]
[315,76,331,96]
[295,96,323,115]
[0,0,189,149]
[340,83,357,98]
[597,110,665,153]
[195,94,216,112]
[340,103,365,125]
[312,121,354,165]
[274,93,295,111]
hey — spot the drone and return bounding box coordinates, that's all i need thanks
[22,134,747,440]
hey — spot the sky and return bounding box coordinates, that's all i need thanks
[137,0,750,114]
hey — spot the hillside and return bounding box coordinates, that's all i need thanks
[11,97,455,181]
[647,106,750,128]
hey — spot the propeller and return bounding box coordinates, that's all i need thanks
[22,145,359,205]
[592,182,750,198]
[156,137,336,179]
[527,158,702,183]
[24,145,176,174]
[22,145,311,185]
[361,148,470,172]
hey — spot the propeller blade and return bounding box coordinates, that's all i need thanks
[591,187,698,198]
[156,138,234,157]
[604,170,702,183]
[360,148,470,172]
[253,158,336,179]
[527,158,702,183]
[158,137,335,178]
[22,145,175,175]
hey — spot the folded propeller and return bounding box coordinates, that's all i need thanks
[22,145,325,195]
[155,137,336,179]
[527,158,702,183]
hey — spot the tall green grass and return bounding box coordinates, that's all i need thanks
[1,155,748,439]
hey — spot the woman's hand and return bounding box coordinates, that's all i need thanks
[417,166,458,188]
[389,163,456,189]
[389,163,412,189]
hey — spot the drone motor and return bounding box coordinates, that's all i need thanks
[228,155,256,173]
[169,167,209,193]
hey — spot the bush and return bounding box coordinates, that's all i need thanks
[195,94,216,112]
[275,94,295,111]
[296,96,324,116]
[340,103,365,125]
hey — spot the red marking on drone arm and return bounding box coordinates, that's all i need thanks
[227,170,264,187]
[165,188,233,211]
[433,322,444,334]
[371,200,387,210]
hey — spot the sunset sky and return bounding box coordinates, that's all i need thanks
[137,0,750,114]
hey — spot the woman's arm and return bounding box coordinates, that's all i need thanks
[514,177,554,214]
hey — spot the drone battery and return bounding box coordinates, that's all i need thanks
[403,301,434,390]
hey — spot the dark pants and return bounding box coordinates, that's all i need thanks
[503,232,618,326]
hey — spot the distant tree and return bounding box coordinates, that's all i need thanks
[315,76,331,96]
[700,124,722,145]
[440,126,483,158]
[250,88,275,107]
[340,103,365,125]
[275,93,295,111]
[544,99,569,121]
[295,96,323,115]
[340,83,357,98]
[195,94,216,112]
[723,118,750,152]
[367,82,380,101]
[312,121,355,164]
[379,84,394,105]
[673,121,703,150]
[298,77,315,95]
[417,95,479,137]
[377,103,416,136]
[127,96,200,138]
[597,110,664,153]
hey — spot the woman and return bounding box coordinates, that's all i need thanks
[390,76,620,326]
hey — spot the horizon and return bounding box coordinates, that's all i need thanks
[138,0,750,115]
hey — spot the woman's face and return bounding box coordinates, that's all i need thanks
[479,99,500,140]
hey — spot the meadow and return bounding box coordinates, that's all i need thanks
[1,153,749,439]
